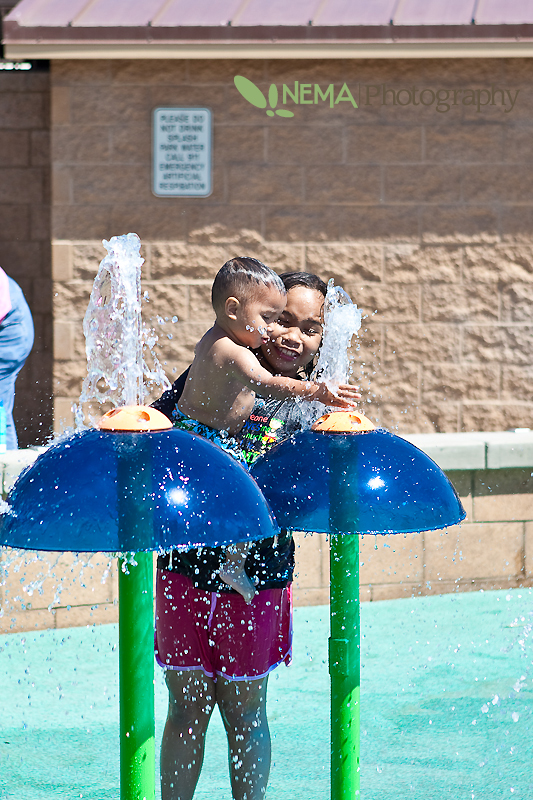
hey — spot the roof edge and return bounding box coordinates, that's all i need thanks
[5,39,533,59]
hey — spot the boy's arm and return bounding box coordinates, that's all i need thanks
[227,343,360,408]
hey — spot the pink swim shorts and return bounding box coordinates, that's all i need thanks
[155,570,292,681]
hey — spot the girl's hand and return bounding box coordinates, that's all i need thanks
[311,382,361,408]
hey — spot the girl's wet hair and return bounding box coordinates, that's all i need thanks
[211,256,286,313]
[279,271,327,297]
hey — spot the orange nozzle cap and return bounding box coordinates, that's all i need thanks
[311,410,375,433]
[98,405,172,432]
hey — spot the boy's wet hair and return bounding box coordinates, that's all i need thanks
[212,257,286,313]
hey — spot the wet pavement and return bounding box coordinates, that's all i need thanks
[1,588,532,799]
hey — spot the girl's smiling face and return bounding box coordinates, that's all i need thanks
[260,285,324,378]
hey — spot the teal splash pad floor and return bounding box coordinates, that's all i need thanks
[1,589,532,799]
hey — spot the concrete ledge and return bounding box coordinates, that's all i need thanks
[403,429,533,471]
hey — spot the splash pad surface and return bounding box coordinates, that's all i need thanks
[2,589,532,800]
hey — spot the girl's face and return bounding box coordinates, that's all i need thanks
[260,285,324,378]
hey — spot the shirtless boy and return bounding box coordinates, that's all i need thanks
[176,256,360,602]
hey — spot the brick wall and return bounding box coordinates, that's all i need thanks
[0,61,52,446]
[294,467,533,604]
[50,58,533,433]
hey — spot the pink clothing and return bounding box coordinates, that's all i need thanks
[155,570,292,681]
[0,268,11,324]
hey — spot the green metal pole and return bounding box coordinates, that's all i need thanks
[328,435,361,799]
[329,534,360,800]
[119,553,155,800]
[116,433,156,800]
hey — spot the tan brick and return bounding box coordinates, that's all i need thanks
[385,165,461,203]
[462,325,533,365]
[268,125,343,165]
[305,243,382,284]
[366,361,420,406]
[53,125,111,163]
[143,282,191,325]
[293,531,327,589]
[501,206,533,243]
[525,520,533,577]
[384,323,461,363]
[463,245,533,284]
[264,204,344,242]
[473,469,533,522]
[150,243,235,281]
[0,607,57,634]
[384,245,462,283]
[266,60,347,84]
[360,533,423,585]
[53,321,74,360]
[424,522,524,581]
[425,124,504,162]
[186,206,263,244]
[422,283,498,322]
[346,125,422,163]
[293,586,329,606]
[55,603,118,629]
[52,166,71,205]
[305,165,380,204]
[422,363,500,402]
[349,283,419,322]
[54,397,75,433]
[111,59,188,84]
[0,93,46,129]
[502,283,533,322]
[342,204,420,243]
[0,131,29,166]
[71,164,151,205]
[421,205,499,244]
[188,284,213,321]
[109,124,150,164]
[445,470,473,520]
[370,582,421,601]
[72,242,111,279]
[52,205,114,240]
[53,59,112,85]
[461,403,533,433]
[215,125,265,164]
[110,204,187,242]
[228,164,302,204]
[193,58,266,84]
[70,85,149,126]
[0,168,44,204]
[379,400,460,434]
[501,365,533,401]
[463,164,533,202]
[53,279,91,318]
[0,204,30,241]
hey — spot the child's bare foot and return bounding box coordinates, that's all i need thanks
[219,565,257,604]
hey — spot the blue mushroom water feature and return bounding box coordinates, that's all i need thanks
[252,409,466,800]
[0,405,278,800]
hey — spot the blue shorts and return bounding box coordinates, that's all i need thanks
[173,407,248,466]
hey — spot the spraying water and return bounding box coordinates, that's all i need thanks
[299,279,362,428]
[76,232,169,425]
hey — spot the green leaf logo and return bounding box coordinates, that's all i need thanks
[234,76,294,118]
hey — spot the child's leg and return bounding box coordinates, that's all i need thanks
[217,675,271,800]
[160,669,216,800]
[219,542,257,604]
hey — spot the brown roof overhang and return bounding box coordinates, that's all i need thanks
[4,0,533,59]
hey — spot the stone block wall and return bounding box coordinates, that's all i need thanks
[49,57,533,434]
[294,467,533,604]
[0,61,53,446]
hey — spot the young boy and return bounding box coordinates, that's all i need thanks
[175,256,359,602]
